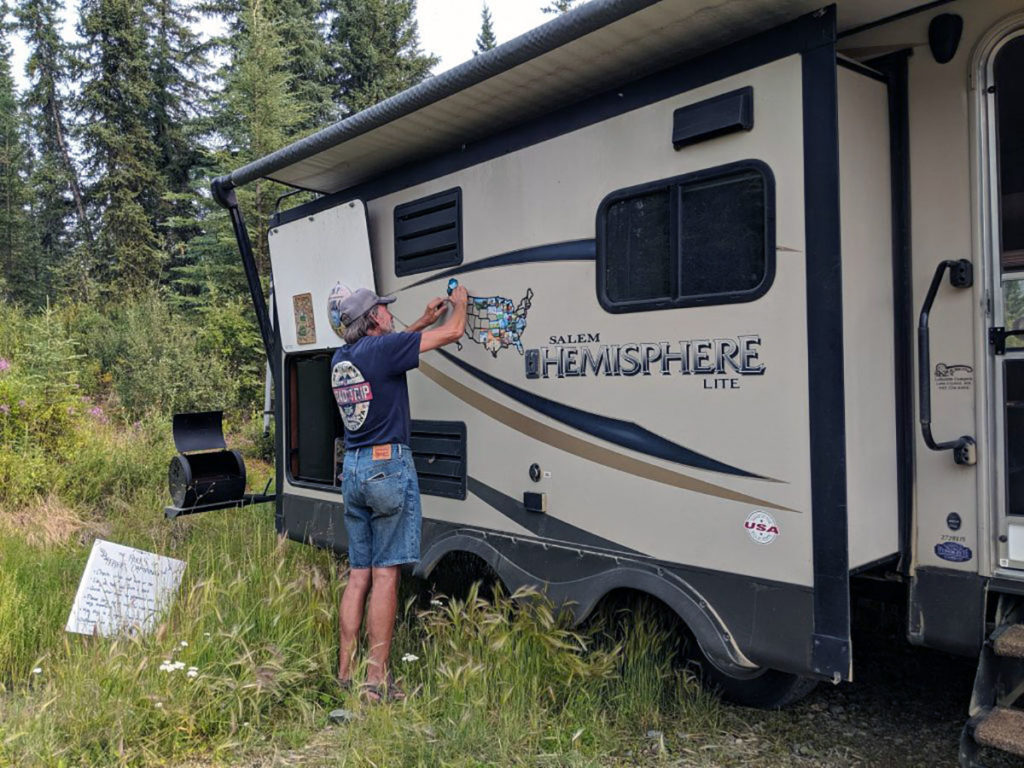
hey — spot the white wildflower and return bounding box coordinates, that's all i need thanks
[187,670,198,679]
[32,667,42,675]
[172,661,185,670]
[179,640,188,648]
[430,599,443,607]
[203,632,211,637]
[243,722,250,727]
[155,702,163,709]
[401,653,419,662]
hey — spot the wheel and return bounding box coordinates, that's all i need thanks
[699,662,818,708]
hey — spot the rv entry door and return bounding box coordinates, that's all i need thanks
[986,33,1024,571]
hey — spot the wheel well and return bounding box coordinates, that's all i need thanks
[422,550,506,601]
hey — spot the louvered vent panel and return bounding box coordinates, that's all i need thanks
[409,420,466,500]
[394,188,462,276]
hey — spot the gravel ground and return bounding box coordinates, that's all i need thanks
[703,597,1024,768]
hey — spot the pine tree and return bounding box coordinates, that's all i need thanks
[326,0,438,115]
[0,2,34,301]
[203,0,334,129]
[146,0,211,260]
[474,2,496,55]
[78,0,165,292]
[274,0,334,127]
[541,0,576,14]
[15,0,91,296]
[186,0,307,297]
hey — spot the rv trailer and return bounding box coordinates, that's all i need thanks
[197,1,1024,763]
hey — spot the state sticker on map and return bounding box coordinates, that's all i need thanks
[293,293,316,345]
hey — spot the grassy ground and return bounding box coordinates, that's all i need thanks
[0,404,741,767]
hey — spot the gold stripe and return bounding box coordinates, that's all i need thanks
[418,360,798,513]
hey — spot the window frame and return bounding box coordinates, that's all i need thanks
[596,159,776,314]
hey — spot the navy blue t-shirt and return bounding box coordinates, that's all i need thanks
[330,332,421,450]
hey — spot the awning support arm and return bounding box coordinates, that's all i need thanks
[212,176,277,389]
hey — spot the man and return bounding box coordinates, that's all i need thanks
[329,283,468,701]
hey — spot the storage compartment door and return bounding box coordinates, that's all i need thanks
[268,200,375,352]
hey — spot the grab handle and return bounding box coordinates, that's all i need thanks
[918,259,976,466]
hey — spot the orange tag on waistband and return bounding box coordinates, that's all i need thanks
[372,444,392,460]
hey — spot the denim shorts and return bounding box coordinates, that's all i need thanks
[341,444,421,569]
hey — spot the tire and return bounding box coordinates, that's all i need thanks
[700,663,818,709]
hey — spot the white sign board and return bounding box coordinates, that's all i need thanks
[65,539,186,637]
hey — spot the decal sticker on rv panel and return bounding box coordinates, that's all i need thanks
[934,541,973,563]
[292,293,316,345]
[525,336,765,381]
[744,510,779,544]
[934,363,973,391]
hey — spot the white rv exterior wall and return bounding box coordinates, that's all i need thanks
[837,67,899,570]
[363,57,815,587]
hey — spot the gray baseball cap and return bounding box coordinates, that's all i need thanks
[335,287,395,326]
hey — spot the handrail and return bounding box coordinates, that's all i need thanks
[917,259,976,465]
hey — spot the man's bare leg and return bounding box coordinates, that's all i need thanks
[365,566,400,687]
[338,567,371,683]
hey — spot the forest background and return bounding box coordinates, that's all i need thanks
[0,0,550,421]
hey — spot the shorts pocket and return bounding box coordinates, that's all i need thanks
[364,466,407,519]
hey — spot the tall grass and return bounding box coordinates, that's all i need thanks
[0,298,731,767]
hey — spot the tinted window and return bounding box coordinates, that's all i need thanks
[604,191,672,303]
[598,161,774,312]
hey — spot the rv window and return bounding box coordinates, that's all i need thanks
[597,161,774,312]
[394,187,463,276]
[995,36,1024,272]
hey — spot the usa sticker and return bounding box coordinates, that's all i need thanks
[745,510,780,544]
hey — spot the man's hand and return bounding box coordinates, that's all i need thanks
[421,297,447,325]
[420,285,469,353]
[407,297,447,332]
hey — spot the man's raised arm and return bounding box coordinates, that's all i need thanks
[420,285,468,352]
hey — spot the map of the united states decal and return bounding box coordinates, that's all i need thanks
[464,288,533,357]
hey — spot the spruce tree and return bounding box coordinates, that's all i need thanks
[274,0,334,127]
[326,0,438,115]
[0,2,33,301]
[191,0,307,293]
[146,0,211,259]
[15,0,91,295]
[541,0,576,14]
[203,0,334,129]
[474,2,496,55]
[78,0,166,292]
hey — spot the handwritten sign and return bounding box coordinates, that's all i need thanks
[65,540,186,637]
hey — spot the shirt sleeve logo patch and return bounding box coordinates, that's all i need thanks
[332,360,371,431]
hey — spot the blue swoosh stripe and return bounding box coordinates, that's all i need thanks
[436,349,769,480]
[400,239,594,291]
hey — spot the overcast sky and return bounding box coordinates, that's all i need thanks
[8,0,559,92]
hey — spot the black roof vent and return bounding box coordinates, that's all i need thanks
[394,187,462,276]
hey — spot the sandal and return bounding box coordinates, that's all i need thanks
[359,673,406,703]
[336,676,353,693]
